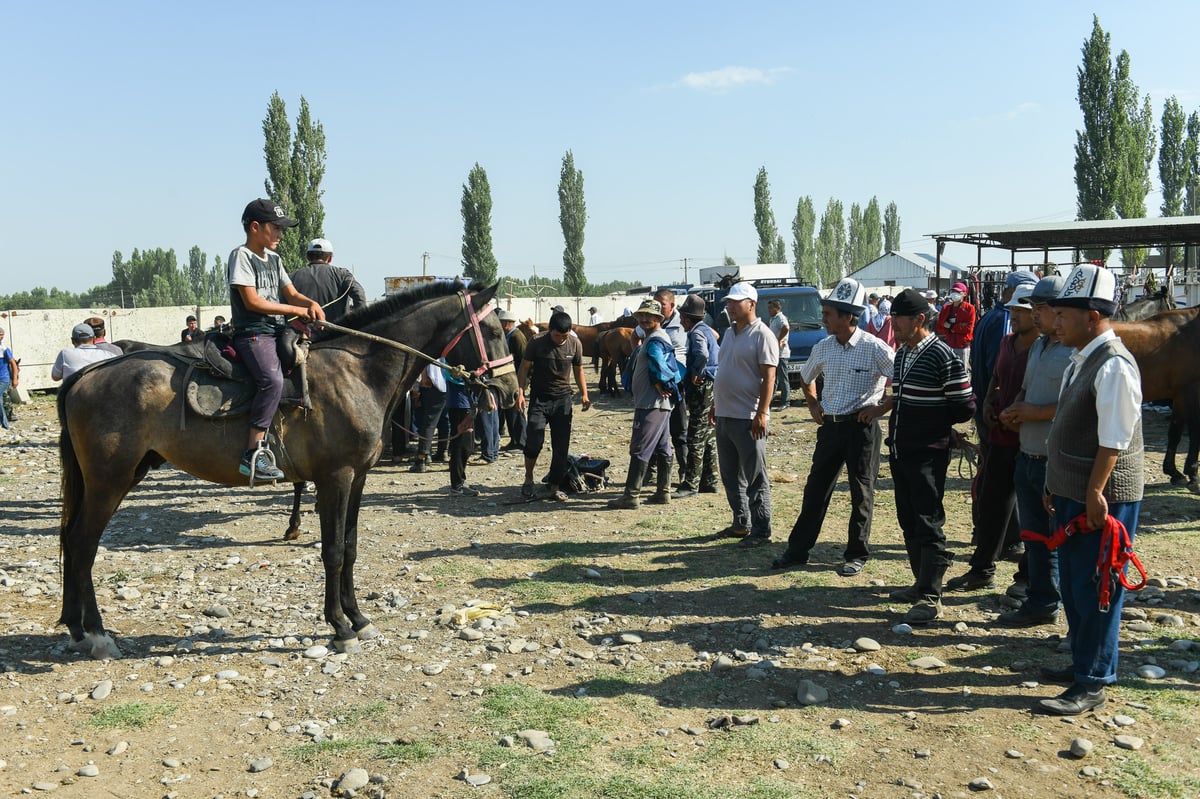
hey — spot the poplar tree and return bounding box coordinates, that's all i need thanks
[460,163,498,284]
[814,199,846,288]
[1074,15,1117,255]
[1159,97,1187,266]
[792,195,817,284]
[883,201,901,252]
[558,150,587,295]
[1112,51,1156,269]
[753,167,786,263]
[863,197,883,265]
[262,92,328,272]
[846,202,864,273]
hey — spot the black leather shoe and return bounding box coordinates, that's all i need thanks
[672,486,698,499]
[698,485,719,494]
[994,608,1059,628]
[770,552,808,571]
[1036,683,1106,716]
[737,535,770,548]
[888,584,922,603]
[1039,665,1075,684]
[945,570,996,592]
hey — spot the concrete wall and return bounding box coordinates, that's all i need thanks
[1,305,229,391]
[2,295,649,392]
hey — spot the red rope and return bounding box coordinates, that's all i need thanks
[1021,511,1146,612]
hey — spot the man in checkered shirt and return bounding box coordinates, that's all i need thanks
[771,277,894,577]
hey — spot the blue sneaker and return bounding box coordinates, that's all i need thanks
[240,448,284,481]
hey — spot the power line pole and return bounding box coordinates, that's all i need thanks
[422,252,430,276]
[682,256,689,284]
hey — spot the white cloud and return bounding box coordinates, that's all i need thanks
[1005,102,1039,120]
[675,66,792,92]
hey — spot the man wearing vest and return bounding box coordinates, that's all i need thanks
[1038,264,1143,716]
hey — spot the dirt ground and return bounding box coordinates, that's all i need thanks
[1,390,1198,799]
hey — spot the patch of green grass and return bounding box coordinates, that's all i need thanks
[700,721,849,765]
[479,684,594,735]
[105,569,131,585]
[947,721,986,737]
[584,667,664,698]
[424,559,488,581]
[1007,720,1046,742]
[1108,752,1200,799]
[288,737,439,765]
[498,770,809,799]
[86,702,177,730]
[338,700,390,726]
[505,577,590,606]
[1119,686,1200,725]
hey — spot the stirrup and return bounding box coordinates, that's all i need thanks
[246,441,282,487]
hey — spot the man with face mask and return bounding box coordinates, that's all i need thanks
[935,282,975,369]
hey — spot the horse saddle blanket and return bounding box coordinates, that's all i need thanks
[169,330,310,424]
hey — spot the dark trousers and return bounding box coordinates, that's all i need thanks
[416,388,447,457]
[775,364,791,405]
[786,419,881,563]
[1053,497,1140,685]
[526,395,573,485]
[448,407,474,488]
[680,379,717,490]
[890,447,953,599]
[1013,452,1060,614]
[505,404,527,449]
[967,443,1019,575]
[670,396,689,475]
[234,333,283,431]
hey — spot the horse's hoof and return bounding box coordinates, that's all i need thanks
[283,527,301,541]
[1169,475,1187,486]
[356,623,380,641]
[331,637,362,655]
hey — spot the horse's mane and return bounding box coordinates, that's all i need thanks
[316,279,469,341]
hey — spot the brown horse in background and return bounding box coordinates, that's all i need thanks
[1114,307,1200,491]
[57,282,517,658]
[516,316,637,357]
[597,327,636,396]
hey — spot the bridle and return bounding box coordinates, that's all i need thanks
[439,290,515,384]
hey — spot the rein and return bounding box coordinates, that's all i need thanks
[312,290,514,388]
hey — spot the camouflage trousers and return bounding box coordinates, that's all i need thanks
[679,379,717,491]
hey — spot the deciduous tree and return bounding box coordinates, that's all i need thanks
[753,167,786,264]
[1159,96,1187,266]
[792,196,817,284]
[461,163,499,285]
[883,201,901,252]
[558,150,588,295]
[814,199,846,288]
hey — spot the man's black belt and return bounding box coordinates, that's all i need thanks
[824,411,866,423]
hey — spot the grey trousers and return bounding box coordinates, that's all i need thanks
[715,416,772,538]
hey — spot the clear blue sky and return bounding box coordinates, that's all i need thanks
[5,1,1200,298]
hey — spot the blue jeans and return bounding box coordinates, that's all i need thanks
[1053,496,1140,686]
[477,407,499,461]
[0,380,9,429]
[715,417,772,538]
[1013,453,1059,614]
[233,334,283,431]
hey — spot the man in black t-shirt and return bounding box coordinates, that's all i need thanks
[515,311,590,500]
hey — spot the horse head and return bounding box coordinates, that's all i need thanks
[440,283,520,410]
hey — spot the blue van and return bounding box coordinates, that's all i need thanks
[714,278,825,388]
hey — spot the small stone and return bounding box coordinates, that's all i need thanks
[106,741,128,756]
[832,718,851,729]
[1127,621,1155,633]
[303,645,328,660]
[892,623,913,635]
[465,773,491,786]
[248,757,272,773]
[1069,738,1093,758]
[422,663,444,676]
[204,605,231,618]
[711,655,734,671]
[1005,749,1024,759]
[853,637,880,652]
[795,679,828,706]
[773,758,789,770]
[583,568,602,579]
[908,656,946,670]
[1112,714,1136,727]
[460,628,484,641]
[90,680,113,701]
[31,782,58,791]
[1113,735,1144,751]
[953,621,969,633]
[1081,765,1103,777]
[77,764,99,777]
[336,767,370,795]
[515,729,554,751]
[115,587,142,601]
[1153,613,1185,628]
[214,669,239,680]
[1136,664,1166,680]
[913,750,931,759]
[968,776,995,791]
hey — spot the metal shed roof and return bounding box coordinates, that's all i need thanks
[929,216,1200,253]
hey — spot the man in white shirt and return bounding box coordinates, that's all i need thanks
[767,299,791,407]
[51,323,117,381]
[711,282,779,548]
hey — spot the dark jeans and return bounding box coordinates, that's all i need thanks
[233,333,283,431]
[526,394,573,485]
[1053,496,1140,685]
[967,443,1019,575]
[890,447,953,599]
[1013,452,1060,614]
[448,407,474,487]
[785,418,880,563]
[775,363,791,405]
[416,388,447,457]
[669,395,689,474]
[505,403,527,449]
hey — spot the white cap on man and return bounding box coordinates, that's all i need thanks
[307,238,334,254]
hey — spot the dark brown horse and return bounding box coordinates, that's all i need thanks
[58,281,517,658]
[596,327,635,396]
[1114,287,1176,321]
[1114,307,1200,490]
[516,316,637,357]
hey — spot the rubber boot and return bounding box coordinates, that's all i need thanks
[608,458,648,509]
[647,453,672,505]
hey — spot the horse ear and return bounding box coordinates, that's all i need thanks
[471,281,500,310]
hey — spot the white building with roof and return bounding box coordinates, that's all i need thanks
[847,251,967,295]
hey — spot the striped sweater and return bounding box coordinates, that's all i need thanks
[888,333,975,455]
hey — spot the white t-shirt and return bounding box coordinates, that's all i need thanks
[52,345,117,380]
[714,319,779,419]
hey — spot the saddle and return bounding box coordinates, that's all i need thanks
[166,329,311,429]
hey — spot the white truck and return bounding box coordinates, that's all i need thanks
[697,263,792,286]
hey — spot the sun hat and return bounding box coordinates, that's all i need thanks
[1005,270,1038,288]
[1007,284,1035,309]
[1029,275,1066,304]
[679,294,707,318]
[307,238,333,253]
[71,322,96,341]
[634,299,664,319]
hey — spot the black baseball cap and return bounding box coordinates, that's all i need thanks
[242,198,298,228]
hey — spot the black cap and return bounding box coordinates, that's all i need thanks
[242,198,298,228]
[890,288,930,317]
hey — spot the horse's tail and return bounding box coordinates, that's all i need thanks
[57,386,84,566]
